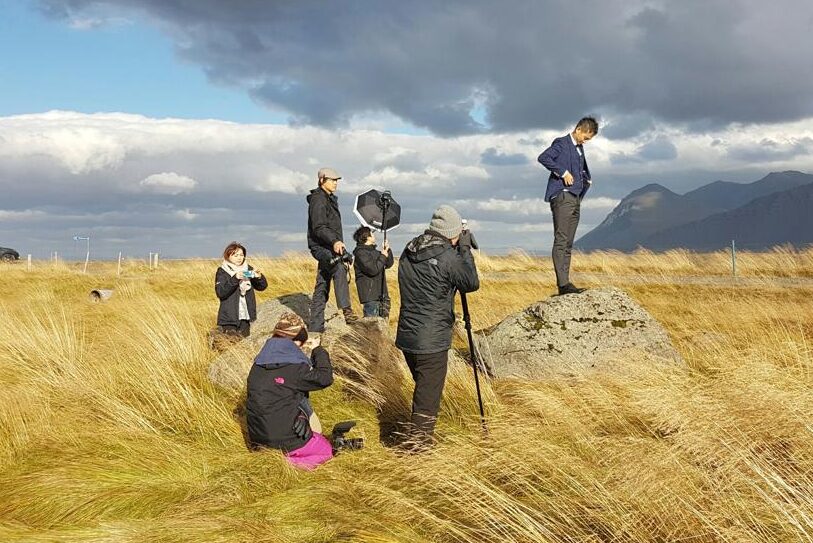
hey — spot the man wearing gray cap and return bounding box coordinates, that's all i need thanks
[396,204,480,447]
[306,167,358,332]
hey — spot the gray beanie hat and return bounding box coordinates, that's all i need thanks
[427,204,463,240]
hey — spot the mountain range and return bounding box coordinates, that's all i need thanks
[577,171,813,251]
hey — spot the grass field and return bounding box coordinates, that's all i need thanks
[1,248,812,542]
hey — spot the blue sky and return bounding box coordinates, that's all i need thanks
[0,1,282,123]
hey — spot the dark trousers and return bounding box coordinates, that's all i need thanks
[362,301,380,318]
[402,350,449,438]
[309,262,351,332]
[221,319,250,337]
[362,297,391,318]
[550,191,581,287]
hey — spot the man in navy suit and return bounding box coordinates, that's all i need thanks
[538,117,599,295]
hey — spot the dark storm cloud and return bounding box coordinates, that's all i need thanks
[726,138,813,162]
[611,136,678,165]
[601,114,655,141]
[39,0,813,136]
[480,147,528,166]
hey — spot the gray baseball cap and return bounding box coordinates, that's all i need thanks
[317,167,341,183]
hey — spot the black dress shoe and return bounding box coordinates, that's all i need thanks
[558,283,587,295]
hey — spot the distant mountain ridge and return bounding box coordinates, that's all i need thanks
[646,180,813,250]
[577,171,813,251]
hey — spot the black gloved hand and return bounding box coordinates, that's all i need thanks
[292,410,312,441]
[299,397,314,417]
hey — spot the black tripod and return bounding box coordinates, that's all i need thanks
[460,291,486,430]
[377,192,392,319]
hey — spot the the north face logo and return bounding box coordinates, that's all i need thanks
[428,258,438,266]
[274,377,285,384]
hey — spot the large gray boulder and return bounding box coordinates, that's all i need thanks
[474,287,682,380]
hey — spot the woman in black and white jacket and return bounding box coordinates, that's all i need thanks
[215,241,268,337]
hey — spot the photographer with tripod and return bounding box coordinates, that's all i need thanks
[306,167,359,333]
[396,205,479,448]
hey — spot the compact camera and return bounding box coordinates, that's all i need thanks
[242,270,256,279]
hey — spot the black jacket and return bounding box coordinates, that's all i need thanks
[215,266,268,327]
[396,231,480,354]
[246,339,334,452]
[353,243,394,303]
[307,188,344,258]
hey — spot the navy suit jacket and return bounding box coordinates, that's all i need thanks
[538,135,592,202]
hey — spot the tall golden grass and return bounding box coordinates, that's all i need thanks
[1,249,812,542]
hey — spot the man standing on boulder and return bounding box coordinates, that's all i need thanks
[396,205,480,448]
[307,167,359,333]
[538,117,599,295]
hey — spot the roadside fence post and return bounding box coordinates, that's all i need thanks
[731,239,737,277]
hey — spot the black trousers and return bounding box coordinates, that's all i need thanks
[550,191,581,287]
[221,319,250,337]
[308,262,351,332]
[402,350,449,438]
[362,296,391,318]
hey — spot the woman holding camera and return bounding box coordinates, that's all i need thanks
[215,241,268,337]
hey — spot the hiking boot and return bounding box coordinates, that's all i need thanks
[558,283,587,295]
[342,307,359,324]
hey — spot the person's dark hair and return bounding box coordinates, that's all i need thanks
[576,116,599,135]
[292,327,309,343]
[223,241,247,260]
[271,327,309,343]
[353,226,373,244]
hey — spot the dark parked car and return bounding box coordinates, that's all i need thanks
[1,247,20,262]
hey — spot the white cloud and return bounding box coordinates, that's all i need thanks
[630,192,663,210]
[174,208,198,221]
[475,198,546,215]
[399,222,430,234]
[0,115,127,174]
[68,17,110,29]
[140,172,197,195]
[580,197,621,210]
[69,14,133,30]
[511,223,553,233]
[274,232,305,243]
[358,163,488,191]
[458,197,618,215]
[258,167,312,194]
[0,209,47,221]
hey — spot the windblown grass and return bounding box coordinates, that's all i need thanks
[1,249,812,542]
